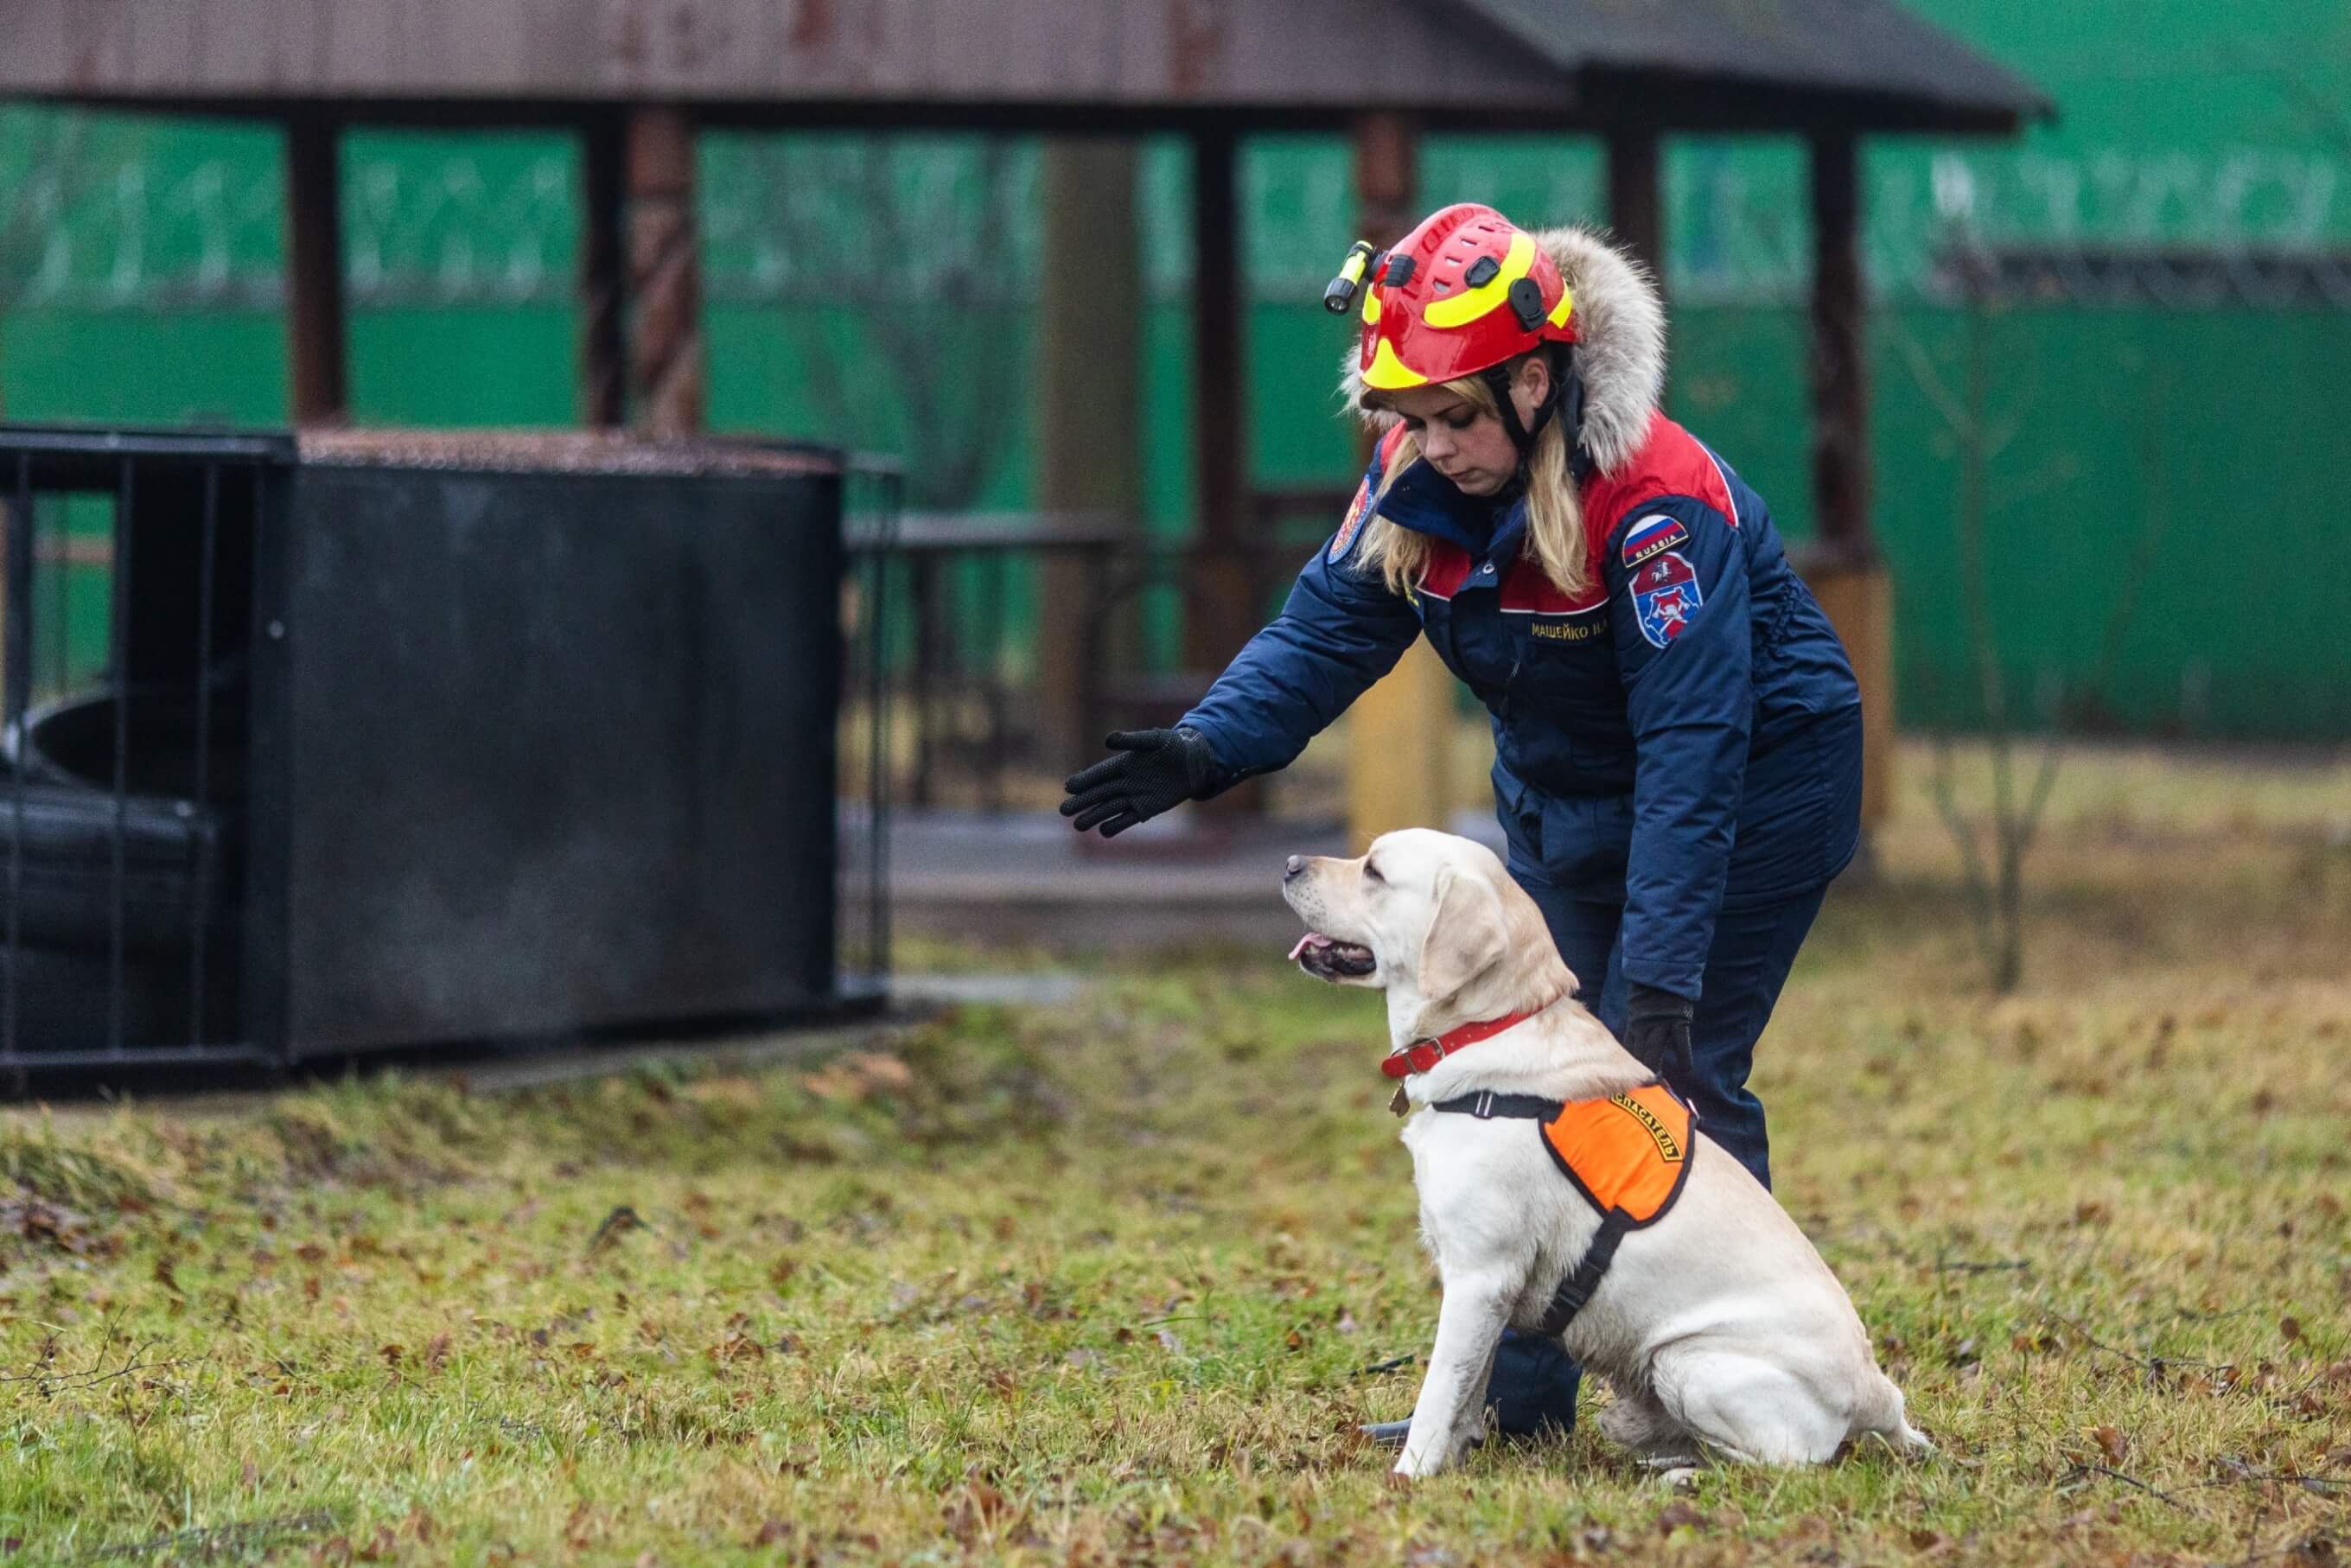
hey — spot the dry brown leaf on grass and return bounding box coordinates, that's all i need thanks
[710,1329,763,1363]
[805,1051,916,1102]
[1653,1501,1706,1535]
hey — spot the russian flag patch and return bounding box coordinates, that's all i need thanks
[1621,513,1688,567]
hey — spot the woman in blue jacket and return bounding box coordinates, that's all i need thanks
[1063,204,1864,1442]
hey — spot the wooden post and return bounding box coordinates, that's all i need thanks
[283,112,348,424]
[1806,131,1894,829]
[626,105,704,437]
[1035,138,1141,761]
[1806,564,1893,828]
[1343,111,1452,851]
[578,114,627,429]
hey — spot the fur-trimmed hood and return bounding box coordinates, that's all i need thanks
[1341,224,1666,478]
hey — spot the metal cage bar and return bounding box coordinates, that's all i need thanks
[839,453,901,1003]
[0,426,283,1075]
[188,461,221,1044]
[3,457,31,1064]
[107,456,134,1056]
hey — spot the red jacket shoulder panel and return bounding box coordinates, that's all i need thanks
[1579,412,1737,544]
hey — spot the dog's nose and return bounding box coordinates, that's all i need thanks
[1284,855,1306,880]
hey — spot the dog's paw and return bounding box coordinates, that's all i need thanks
[1658,1465,1701,1495]
[1392,1444,1456,1482]
[1384,1469,1417,1492]
[1637,1454,1704,1488]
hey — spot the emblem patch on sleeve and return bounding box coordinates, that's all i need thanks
[1621,513,1689,568]
[1631,551,1702,648]
[1328,479,1373,562]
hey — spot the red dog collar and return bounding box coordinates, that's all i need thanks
[1381,1006,1544,1079]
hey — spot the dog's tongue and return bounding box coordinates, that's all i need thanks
[1287,931,1333,962]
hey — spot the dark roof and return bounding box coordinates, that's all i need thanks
[3,0,2044,134]
[1459,0,2051,128]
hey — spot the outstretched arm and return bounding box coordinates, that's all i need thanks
[1063,470,1424,835]
[1176,519,1424,787]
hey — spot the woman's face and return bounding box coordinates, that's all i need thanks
[1382,359,1550,497]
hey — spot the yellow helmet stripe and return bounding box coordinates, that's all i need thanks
[1548,284,1574,328]
[1362,335,1430,389]
[1361,286,1381,326]
[1421,231,1536,329]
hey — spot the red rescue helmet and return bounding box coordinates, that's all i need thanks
[1335,203,1578,393]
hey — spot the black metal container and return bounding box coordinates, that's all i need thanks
[0,424,889,1077]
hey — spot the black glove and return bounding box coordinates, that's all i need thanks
[1622,982,1694,1080]
[1060,727,1220,838]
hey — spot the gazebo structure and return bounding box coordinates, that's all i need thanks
[5,0,2046,831]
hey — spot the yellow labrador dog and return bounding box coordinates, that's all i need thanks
[1284,828,1926,1480]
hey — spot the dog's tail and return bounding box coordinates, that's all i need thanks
[1861,1374,1934,1456]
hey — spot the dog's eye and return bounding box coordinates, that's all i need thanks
[1363,860,1384,883]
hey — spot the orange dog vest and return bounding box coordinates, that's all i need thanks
[1538,1082,1693,1227]
[1431,1080,1697,1335]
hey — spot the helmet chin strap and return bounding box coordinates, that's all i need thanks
[1479,346,1593,490]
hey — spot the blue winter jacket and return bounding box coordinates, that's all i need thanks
[1180,410,1863,1002]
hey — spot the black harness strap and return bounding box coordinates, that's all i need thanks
[1430,1086,1643,1338]
[1534,1213,1629,1336]
[1430,1089,1562,1120]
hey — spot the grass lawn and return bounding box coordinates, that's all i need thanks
[2,743,2347,1565]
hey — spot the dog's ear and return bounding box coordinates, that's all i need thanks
[1414,863,1510,1004]
[1498,870,1574,996]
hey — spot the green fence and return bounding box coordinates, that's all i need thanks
[4,0,2349,741]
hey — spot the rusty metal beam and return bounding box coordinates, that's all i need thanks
[625,105,704,437]
[577,112,626,429]
[1606,125,1666,408]
[283,112,348,424]
[1353,111,1419,245]
[1181,126,1248,675]
[1803,131,1893,831]
[1605,124,1664,312]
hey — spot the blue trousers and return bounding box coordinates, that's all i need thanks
[1477,878,1830,1437]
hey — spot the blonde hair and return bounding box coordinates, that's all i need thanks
[1356,354,1587,600]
